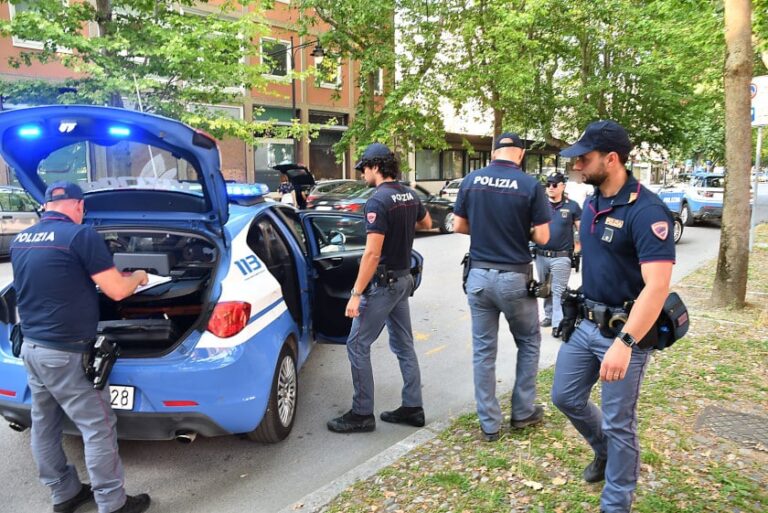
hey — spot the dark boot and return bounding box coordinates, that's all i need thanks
[380,406,425,427]
[327,409,376,433]
[511,405,544,429]
[481,430,499,442]
[53,484,93,513]
[583,455,607,483]
[111,494,151,513]
[552,327,562,339]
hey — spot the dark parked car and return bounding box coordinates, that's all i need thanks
[0,186,40,255]
[307,181,456,234]
[305,179,357,206]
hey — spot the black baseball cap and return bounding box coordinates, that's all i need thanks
[354,142,392,171]
[493,132,525,150]
[560,120,633,158]
[44,181,84,202]
[546,172,566,185]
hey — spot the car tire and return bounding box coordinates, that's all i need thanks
[673,216,683,244]
[247,344,298,443]
[680,203,694,226]
[439,211,455,234]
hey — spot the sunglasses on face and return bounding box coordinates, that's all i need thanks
[546,182,561,188]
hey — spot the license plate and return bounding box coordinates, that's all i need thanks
[316,206,332,211]
[109,386,135,410]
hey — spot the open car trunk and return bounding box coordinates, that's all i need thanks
[97,229,218,357]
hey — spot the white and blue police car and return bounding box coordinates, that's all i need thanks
[0,105,423,442]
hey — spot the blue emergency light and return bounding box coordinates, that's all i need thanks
[18,125,42,139]
[226,183,269,201]
[108,126,131,137]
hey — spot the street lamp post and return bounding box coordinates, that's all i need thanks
[265,37,325,160]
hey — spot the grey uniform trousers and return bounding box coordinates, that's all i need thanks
[534,255,572,327]
[347,274,423,416]
[21,342,127,513]
[466,268,541,434]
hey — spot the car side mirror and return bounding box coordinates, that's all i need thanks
[329,230,346,246]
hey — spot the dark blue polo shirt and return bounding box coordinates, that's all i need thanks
[537,197,581,252]
[10,212,115,352]
[454,160,551,265]
[365,181,427,271]
[580,174,676,306]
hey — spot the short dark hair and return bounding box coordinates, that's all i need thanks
[360,153,399,180]
[598,151,629,166]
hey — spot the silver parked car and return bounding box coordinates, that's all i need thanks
[0,186,40,255]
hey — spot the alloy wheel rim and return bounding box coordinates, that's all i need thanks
[444,212,454,232]
[276,356,297,427]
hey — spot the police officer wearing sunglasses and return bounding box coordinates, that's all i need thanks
[327,143,432,433]
[551,121,675,513]
[534,172,581,338]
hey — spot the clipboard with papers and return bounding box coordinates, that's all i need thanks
[134,273,173,294]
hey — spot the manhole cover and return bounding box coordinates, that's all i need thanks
[695,406,768,449]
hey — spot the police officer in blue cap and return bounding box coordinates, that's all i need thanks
[453,132,551,442]
[12,182,152,513]
[327,143,432,433]
[551,121,675,513]
[534,172,581,338]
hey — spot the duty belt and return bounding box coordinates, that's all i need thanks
[470,260,531,274]
[387,268,412,279]
[535,248,571,258]
[581,298,633,329]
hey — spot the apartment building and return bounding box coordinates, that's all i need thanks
[0,1,379,189]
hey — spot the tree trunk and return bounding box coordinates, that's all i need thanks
[94,0,122,108]
[712,0,753,308]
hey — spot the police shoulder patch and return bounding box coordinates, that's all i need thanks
[651,221,668,240]
[367,212,377,224]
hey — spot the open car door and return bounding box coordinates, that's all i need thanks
[299,212,423,343]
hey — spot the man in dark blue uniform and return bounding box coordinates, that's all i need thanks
[12,182,152,513]
[551,121,675,513]
[534,172,581,338]
[453,133,551,442]
[327,144,432,433]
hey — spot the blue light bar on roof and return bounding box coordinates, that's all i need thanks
[226,183,269,200]
[18,125,42,139]
[108,126,131,137]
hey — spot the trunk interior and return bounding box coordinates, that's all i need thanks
[97,229,218,357]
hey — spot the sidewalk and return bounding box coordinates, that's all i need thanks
[315,226,768,513]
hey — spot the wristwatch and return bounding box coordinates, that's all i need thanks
[350,288,362,298]
[617,331,637,348]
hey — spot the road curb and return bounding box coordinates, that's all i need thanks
[276,419,453,513]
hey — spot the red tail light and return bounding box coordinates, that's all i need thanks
[335,202,363,213]
[306,195,318,203]
[207,301,251,338]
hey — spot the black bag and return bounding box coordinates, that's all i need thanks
[10,324,23,358]
[461,253,471,294]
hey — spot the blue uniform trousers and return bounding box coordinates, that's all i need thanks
[21,342,127,513]
[466,268,541,434]
[534,255,572,327]
[551,320,652,513]
[347,274,422,415]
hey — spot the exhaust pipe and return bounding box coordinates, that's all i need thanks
[174,431,197,444]
[9,422,27,432]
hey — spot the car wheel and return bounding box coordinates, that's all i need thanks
[680,203,694,226]
[439,211,455,234]
[247,344,297,443]
[673,216,683,243]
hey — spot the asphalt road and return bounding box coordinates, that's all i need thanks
[0,190,766,513]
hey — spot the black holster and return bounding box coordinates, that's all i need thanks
[461,253,471,294]
[10,324,23,358]
[558,287,583,342]
[527,272,552,298]
[82,336,119,390]
[571,252,581,272]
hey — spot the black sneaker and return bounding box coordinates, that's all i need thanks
[583,455,607,483]
[482,430,499,442]
[111,494,151,513]
[511,405,544,429]
[380,406,425,427]
[53,484,93,513]
[540,318,552,328]
[327,410,376,433]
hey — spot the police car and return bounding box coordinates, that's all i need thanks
[0,105,423,442]
[655,173,731,226]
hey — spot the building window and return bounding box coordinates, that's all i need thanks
[190,103,243,120]
[442,150,465,180]
[415,150,440,181]
[9,1,68,51]
[254,139,295,191]
[261,38,291,78]
[467,151,490,173]
[524,153,541,175]
[316,57,342,89]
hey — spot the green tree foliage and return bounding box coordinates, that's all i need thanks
[0,0,306,142]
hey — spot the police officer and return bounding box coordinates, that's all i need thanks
[327,143,432,433]
[11,182,152,513]
[535,172,581,338]
[453,133,551,442]
[551,121,675,513]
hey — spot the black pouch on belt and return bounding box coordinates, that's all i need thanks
[460,253,471,294]
[10,324,23,358]
[558,287,583,342]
